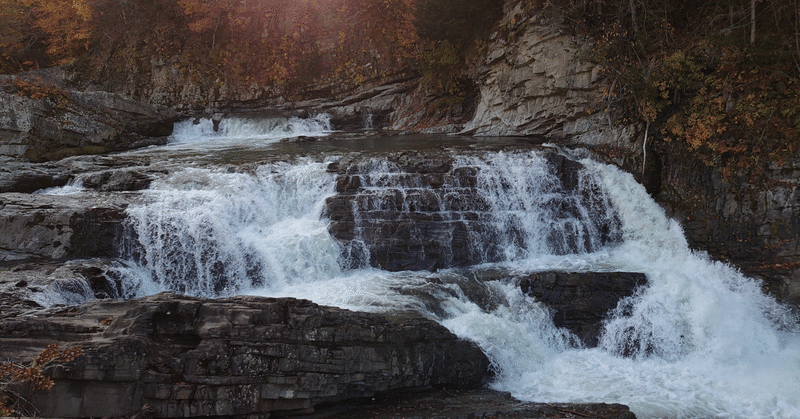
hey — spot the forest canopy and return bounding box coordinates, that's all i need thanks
[0,0,425,86]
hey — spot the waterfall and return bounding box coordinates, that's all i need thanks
[116,146,800,418]
[169,113,332,144]
[327,150,621,271]
[120,160,341,298]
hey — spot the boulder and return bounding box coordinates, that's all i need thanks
[519,271,647,347]
[0,293,491,418]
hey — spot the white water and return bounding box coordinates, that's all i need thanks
[117,149,800,418]
[169,113,332,145]
[33,179,86,195]
[121,160,342,297]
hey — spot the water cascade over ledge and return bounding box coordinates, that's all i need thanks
[112,136,800,419]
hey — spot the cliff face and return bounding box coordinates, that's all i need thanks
[658,142,800,307]
[0,76,178,162]
[460,1,635,148]
[458,0,799,307]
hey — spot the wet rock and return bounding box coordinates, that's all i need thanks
[0,192,129,262]
[658,142,800,308]
[0,259,126,317]
[0,157,71,193]
[0,293,491,418]
[78,167,158,191]
[325,148,621,272]
[519,271,647,347]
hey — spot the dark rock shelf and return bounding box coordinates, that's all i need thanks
[0,293,490,418]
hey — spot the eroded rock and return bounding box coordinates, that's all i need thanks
[0,76,178,162]
[0,293,490,418]
[0,192,129,262]
[519,271,647,347]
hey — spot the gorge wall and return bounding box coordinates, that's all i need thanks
[448,0,800,308]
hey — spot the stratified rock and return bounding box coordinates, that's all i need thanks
[0,293,490,418]
[0,76,178,162]
[658,142,800,308]
[519,271,647,347]
[0,157,72,193]
[459,5,634,147]
[325,148,621,272]
[308,389,636,419]
[0,192,129,262]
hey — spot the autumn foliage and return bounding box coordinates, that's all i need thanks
[0,343,83,417]
[0,0,423,89]
[531,0,800,179]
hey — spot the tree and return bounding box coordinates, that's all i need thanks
[23,0,95,64]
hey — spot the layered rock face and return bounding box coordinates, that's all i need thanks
[460,1,633,147]
[658,143,800,307]
[0,293,490,418]
[0,76,178,161]
[325,148,622,271]
[0,192,128,263]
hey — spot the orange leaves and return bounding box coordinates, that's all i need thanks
[1,343,83,417]
[25,0,94,62]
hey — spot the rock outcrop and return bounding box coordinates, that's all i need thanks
[324,147,621,271]
[519,271,648,347]
[0,76,178,161]
[459,2,634,147]
[657,142,800,307]
[0,192,129,263]
[0,293,490,418]
[309,389,636,418]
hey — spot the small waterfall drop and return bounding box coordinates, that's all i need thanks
[169,113,332,144]
[121,160,340,298]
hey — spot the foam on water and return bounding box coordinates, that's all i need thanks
[169,113,332,146]
[121,160,341,297]
[33,179,86,195]
[116,149,800,418]
[440,159,800,419]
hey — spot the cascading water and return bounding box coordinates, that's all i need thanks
[120,161,342,298]
[169,113,332,145]
[116,144,800,419]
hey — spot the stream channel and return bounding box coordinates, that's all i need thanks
[40,114,800,418]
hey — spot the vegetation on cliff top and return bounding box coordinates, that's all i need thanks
[0,0,500,92]
[528,0,799,179]
[1,0,796,176]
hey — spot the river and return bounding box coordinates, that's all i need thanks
[71,114,800,418]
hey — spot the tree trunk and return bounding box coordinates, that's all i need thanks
[750,0,757,45]
[629,0,639,37]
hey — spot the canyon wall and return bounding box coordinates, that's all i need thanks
[454,0,799,307]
